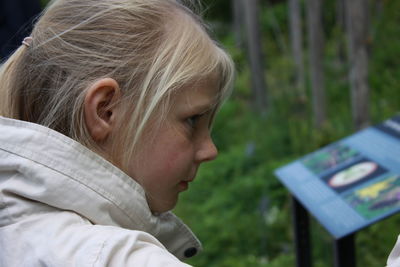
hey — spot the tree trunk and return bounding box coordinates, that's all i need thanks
[336,0,346,64]
[336,0,346,30]
[306,0,326,128]
[345,0,370,130]
[288,0,305,99]
[233,0,244,48]
[242,0,268,114]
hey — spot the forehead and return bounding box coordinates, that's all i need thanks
[172,77,220,111]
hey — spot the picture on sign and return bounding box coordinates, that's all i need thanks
[301,143,360,176]
[343,174,400,219]
[321,158,388,193]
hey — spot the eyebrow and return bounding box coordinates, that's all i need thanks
[187,101,218,115]
[185,92,219,109]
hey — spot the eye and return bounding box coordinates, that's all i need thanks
[186,114,201,128]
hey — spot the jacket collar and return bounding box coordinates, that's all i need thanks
[0,116,201,259]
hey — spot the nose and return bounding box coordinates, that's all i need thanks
[195,135,218,163]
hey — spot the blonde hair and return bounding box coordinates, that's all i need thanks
[0,0,234,170]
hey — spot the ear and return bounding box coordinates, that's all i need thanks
[84,78,121,142]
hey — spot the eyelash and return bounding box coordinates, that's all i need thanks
[186,114,201,128]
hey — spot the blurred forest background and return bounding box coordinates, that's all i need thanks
[175,0,400,267]
[8,0,400,266]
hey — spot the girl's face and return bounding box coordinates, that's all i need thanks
[128,78,220,213]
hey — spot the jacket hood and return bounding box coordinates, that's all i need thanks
[0,116,201,259]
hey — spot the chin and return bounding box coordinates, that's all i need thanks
[148,197,178,214]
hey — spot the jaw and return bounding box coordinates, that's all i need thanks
[146,191,180,213]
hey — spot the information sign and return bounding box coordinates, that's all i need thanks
[275,115,400,238]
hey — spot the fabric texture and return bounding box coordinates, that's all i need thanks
[388,236,400,267]
[0,116,201,266]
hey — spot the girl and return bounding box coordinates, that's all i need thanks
[0,0,234,266]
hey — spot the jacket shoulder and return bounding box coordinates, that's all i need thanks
[1,211,191,267]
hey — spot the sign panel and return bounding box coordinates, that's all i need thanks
[275,115,400,238]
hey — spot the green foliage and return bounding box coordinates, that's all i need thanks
[175,0,400,266]
[201,0,232,22]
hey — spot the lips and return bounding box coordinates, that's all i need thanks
[179,169,197,191]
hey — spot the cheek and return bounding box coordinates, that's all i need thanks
[157,142,193,174]
[136,126,195,182]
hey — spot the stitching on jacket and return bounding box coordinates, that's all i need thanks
[92,238,108,267]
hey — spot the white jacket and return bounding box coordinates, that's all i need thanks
[0,117,201,266]
[388,236,400,267]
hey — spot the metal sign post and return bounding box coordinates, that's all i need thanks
[333,234,356,267]
[292,195,356,267]
[292,196,312,267]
